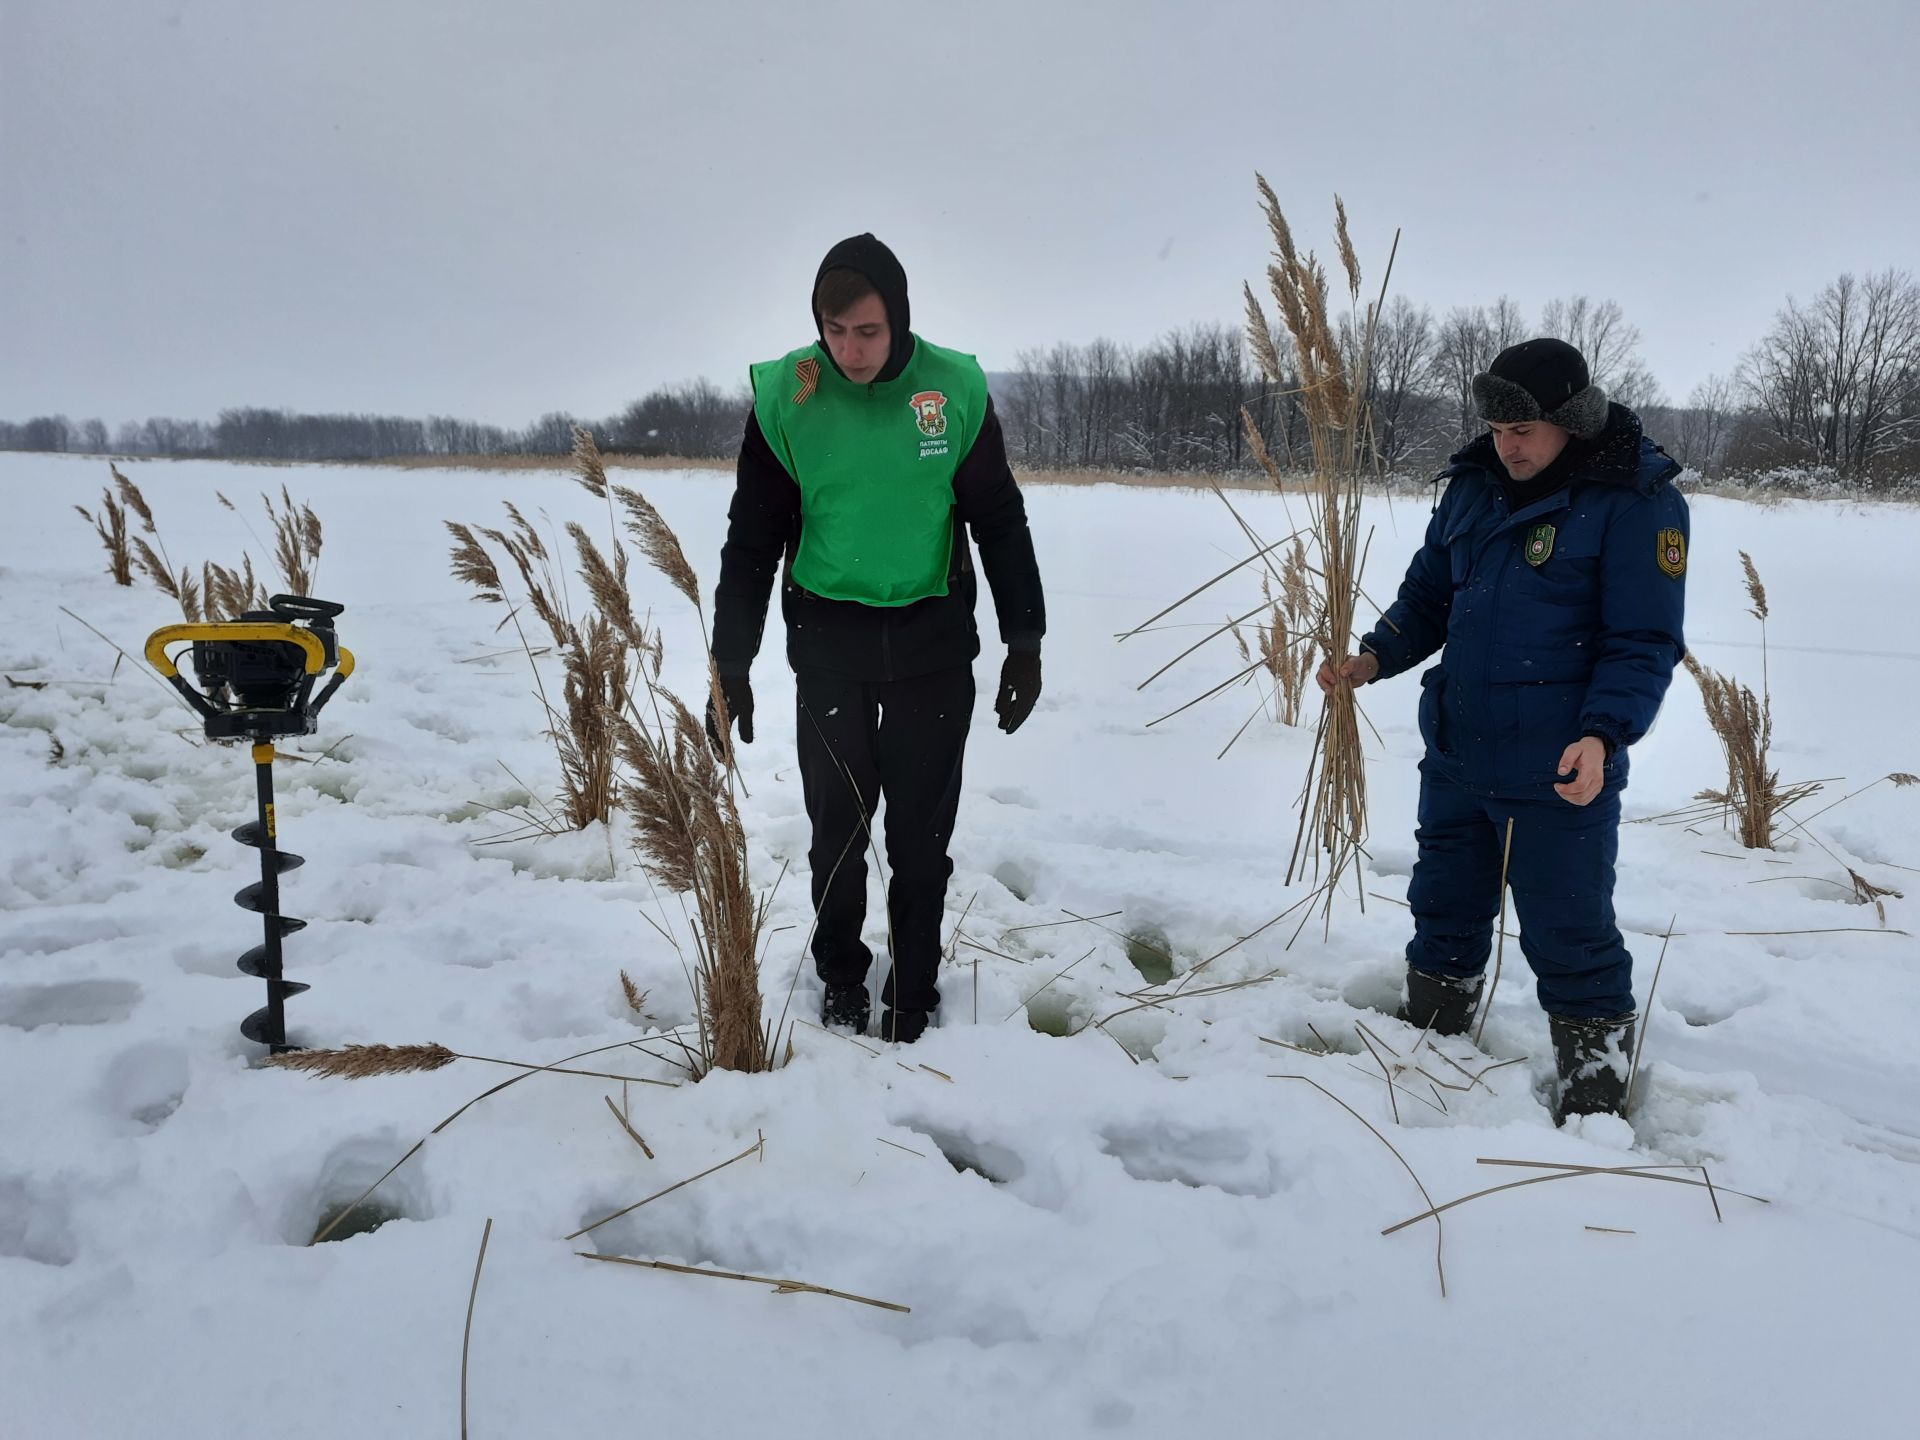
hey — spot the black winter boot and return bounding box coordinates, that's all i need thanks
[878,1007,932,1045]
[1396,968,1482,1037]
[1549,1013,1637,1124]
[821,983,869,1034]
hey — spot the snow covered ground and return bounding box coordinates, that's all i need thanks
[3,451,1917,1437]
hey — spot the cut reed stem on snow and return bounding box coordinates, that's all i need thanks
[460,1217,492,1440]
[566,1137,765,1242]
[1382,1160,1769,1236]
[577,1251,909,1314]
[264,1042,678,1088]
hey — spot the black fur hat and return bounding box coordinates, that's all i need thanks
[1471,337,1609,440]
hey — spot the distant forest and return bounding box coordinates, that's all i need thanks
[8,269,1916,488]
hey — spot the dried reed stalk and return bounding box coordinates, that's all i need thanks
[1473,817,1517,1046]
[578,1251,909,1313]
[1239,178,1399,916]
[73,483,134,585]
[460,1217,492,1440]
[450,429,772,1074]
[263,1041,677,1087]
[1685,653,1781,849]
[1230,538,1318,726]
[447,492,627,828]
[263,484,324,596]
[1272,1073,1446,1297]
[1684,553,1820,849]
[603,1093,654,1159]
[619,970,650,1017]
[619,678,767,1074]
[1624,915,1676,1105]
[103,465,317,620]
[1382,1159,1768,1237]
[567,1137,764,1241]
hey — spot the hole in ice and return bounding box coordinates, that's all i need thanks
[992,861,1033,902]
[1025,990,1076,1038]
[299,1137,432,1244]
[908,1124,1026,1185]
[1123,924,1175,986]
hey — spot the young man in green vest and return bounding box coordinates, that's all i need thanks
[706,233,1046,1044]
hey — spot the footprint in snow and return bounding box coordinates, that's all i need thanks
[1100,1120,1280,1198]
[0,979,141,1030]
[100,1041,190,1131]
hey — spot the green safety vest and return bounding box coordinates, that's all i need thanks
[750,335,988,606]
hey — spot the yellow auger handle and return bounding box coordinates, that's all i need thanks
[144,623,328,678]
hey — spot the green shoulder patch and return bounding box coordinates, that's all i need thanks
[1524,523,1556,567]
[1657,527,1687,579]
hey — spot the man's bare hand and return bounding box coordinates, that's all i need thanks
[1554,736,1608,806]
[1316,650,1380,694]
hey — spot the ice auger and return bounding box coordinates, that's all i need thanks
[145,595,354,1052]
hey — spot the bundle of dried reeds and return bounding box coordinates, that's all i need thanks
[1239,178,1397,909]
[1233,538,1318,726]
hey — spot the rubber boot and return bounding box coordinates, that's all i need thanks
[821,983,869,1035]
[1396,968,1481,1037]
[878,1007,932,1045]
[1549,1012,1637,1124]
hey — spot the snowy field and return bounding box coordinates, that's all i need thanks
[3,451,1917,1437]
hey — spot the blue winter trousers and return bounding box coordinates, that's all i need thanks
[1405,763,1635,1019]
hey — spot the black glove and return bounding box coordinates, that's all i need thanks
[994,649,1041,734]
[704,671,754,755]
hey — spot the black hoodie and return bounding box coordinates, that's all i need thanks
[711,235,1045,681]
[812,232,916,383]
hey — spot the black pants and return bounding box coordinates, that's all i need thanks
[796,665,974,1013]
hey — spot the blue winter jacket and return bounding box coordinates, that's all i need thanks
[1359,406,1689,796]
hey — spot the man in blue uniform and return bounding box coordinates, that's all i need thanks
[1320,338,1689,1122]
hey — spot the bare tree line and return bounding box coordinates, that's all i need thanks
[999,273,1920,487]
[0,380,750,465]
[6,269,1916,486]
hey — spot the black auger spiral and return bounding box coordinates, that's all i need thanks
[145,595,354,1053]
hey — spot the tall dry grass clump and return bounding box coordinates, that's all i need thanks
[1684,551,1817,848]
[448,490,630,828]
[73,467,135,585]
[1240,178,1398,907]
[79,464,318,620]
[447,427,771,1074]
[584,428,769,1074]
[257,485,325,597]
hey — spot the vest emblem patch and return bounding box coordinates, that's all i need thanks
[910,390,949,438]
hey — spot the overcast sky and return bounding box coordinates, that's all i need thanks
[4,0,1916,428]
